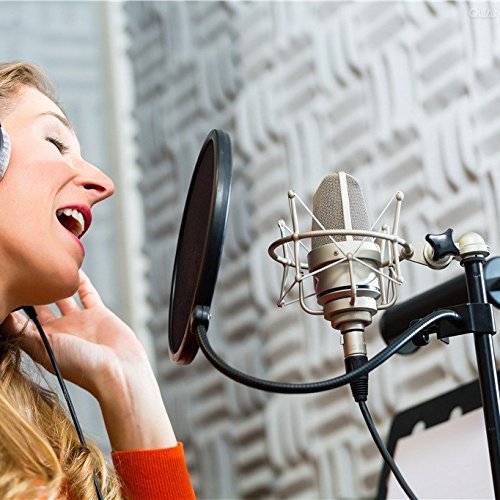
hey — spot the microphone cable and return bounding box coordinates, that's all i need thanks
[196,308,462,497]
[344,356,416,498]
[23,306,104,500]
[358,401,417,500]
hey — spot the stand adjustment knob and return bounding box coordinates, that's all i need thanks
[425,228,460,262]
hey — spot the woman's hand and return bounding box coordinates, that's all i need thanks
[0,270,178,450]
[1,270,146,398]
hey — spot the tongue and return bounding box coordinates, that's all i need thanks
[57,213,79,236]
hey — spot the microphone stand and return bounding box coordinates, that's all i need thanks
[422,230,500,496]
[462,254,500,496]
[194,226,500,497]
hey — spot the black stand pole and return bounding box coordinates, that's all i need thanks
[462,256,500,496]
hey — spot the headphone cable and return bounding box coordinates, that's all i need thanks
[23,306,104,500]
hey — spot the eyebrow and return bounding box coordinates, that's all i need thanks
[38,111,74,131]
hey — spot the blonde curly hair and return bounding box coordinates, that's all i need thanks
[0,61,123,500]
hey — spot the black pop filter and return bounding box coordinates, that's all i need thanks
[168,130,232,364]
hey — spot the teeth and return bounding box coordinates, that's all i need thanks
[56,208,85,237]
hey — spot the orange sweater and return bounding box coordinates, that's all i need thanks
[111,443,195,499]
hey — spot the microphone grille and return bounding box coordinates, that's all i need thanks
[312,172,370,249]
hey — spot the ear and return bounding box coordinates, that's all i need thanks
[0,123,11,179]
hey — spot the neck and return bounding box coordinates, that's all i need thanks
[0,273,25,326]
[0,298,14,327]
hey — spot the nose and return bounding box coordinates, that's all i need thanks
[74,161,115,204]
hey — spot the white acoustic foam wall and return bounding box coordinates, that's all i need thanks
[125,2,500,498]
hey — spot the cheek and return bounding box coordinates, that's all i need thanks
[0,155,48,204]
[0,151,80,303]
[0,217,80,304]
[5,133,39,173]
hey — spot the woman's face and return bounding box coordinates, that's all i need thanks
[0,86,114,308]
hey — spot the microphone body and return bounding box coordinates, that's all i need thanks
[308,240,381,357]
[308,172,381,360]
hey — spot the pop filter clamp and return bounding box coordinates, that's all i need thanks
[169,131,499,497]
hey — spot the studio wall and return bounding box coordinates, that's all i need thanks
[125,2,500,498]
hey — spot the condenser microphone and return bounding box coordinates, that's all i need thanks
[307,172,382,361]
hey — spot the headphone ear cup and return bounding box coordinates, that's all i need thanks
[0,124,11,179]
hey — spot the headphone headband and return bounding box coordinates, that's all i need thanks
[0,123,11,179]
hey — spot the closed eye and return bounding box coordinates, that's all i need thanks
[46,136,69,155]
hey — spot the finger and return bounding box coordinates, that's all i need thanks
[56,297,81,315]
[34,304,57,324]
[78,270,104,308]
[18,326,52,370]
[0,314,54,374]
[0,316,70,377]
[0,311,30,337]
[20,332,97,393]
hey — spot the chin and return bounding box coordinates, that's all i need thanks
[23,266,81,306]
[50,268,81,301]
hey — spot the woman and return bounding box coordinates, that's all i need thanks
[0,62,195,499]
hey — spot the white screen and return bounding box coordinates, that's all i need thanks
[387,408,494,499]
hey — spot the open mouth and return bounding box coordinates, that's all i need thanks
[56,206,91,239]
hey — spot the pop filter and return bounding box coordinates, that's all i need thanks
[168,129,232,364]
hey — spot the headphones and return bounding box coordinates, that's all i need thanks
[0,123,11,179]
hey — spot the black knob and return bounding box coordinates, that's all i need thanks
[425,228,460,262]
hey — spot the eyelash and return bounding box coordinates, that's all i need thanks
[46,136,69,155]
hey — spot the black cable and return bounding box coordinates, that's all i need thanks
[24,307,104,500]
[358,401,417,500]
[196,309,461,394]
